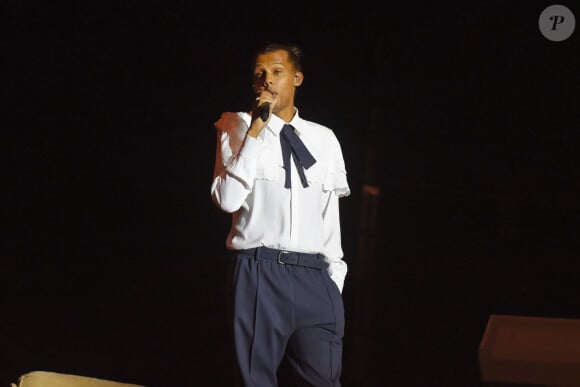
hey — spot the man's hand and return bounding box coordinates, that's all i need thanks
[248,90,276,138]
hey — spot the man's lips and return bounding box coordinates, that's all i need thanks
[257,89,276,97]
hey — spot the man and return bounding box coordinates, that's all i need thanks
[211,43,350,386]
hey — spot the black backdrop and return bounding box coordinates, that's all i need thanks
[3,1,579,386]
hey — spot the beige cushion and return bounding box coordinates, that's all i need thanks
[14,371,144,387]
[479,314,580,386]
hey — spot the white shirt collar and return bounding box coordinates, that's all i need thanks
[240,107,304,140]
[268,107,304,136]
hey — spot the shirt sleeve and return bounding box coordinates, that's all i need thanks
[321,190,348,293]
[321,131,350,293]
[322,131,350,198]
[210,112,261,213]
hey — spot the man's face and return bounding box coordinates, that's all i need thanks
[252,49,303,114]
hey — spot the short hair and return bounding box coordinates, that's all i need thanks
[253,43,303,72]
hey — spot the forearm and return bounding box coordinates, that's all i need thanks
[211,131,260,213]
[211,154,255,213]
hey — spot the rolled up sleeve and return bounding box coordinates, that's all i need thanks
[210,113,261,213]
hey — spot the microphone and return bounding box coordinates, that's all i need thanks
[258,102,270,122]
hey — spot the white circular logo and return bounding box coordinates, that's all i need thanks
[539,5,575,42]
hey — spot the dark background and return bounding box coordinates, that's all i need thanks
[2,1,579,386]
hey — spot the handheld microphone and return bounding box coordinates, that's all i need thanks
[258,102,270,122]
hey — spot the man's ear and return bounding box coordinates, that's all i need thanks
[294,72,304,86]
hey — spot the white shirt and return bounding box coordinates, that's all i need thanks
[210,109,350,292]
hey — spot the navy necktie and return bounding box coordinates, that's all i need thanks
[280,124,317,188]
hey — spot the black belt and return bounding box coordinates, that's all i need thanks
[239,246,328,270]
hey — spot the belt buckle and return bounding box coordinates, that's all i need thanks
[277,250,290,265]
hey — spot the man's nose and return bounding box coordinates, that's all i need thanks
[263,73,273,86]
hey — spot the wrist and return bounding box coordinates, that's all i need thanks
[247,124,263,138]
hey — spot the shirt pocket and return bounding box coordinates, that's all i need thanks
[256,163,284,181]
[304,161,327,187]
[256,148,284,181]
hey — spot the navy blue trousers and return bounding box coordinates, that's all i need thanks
[229,250,344,387]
